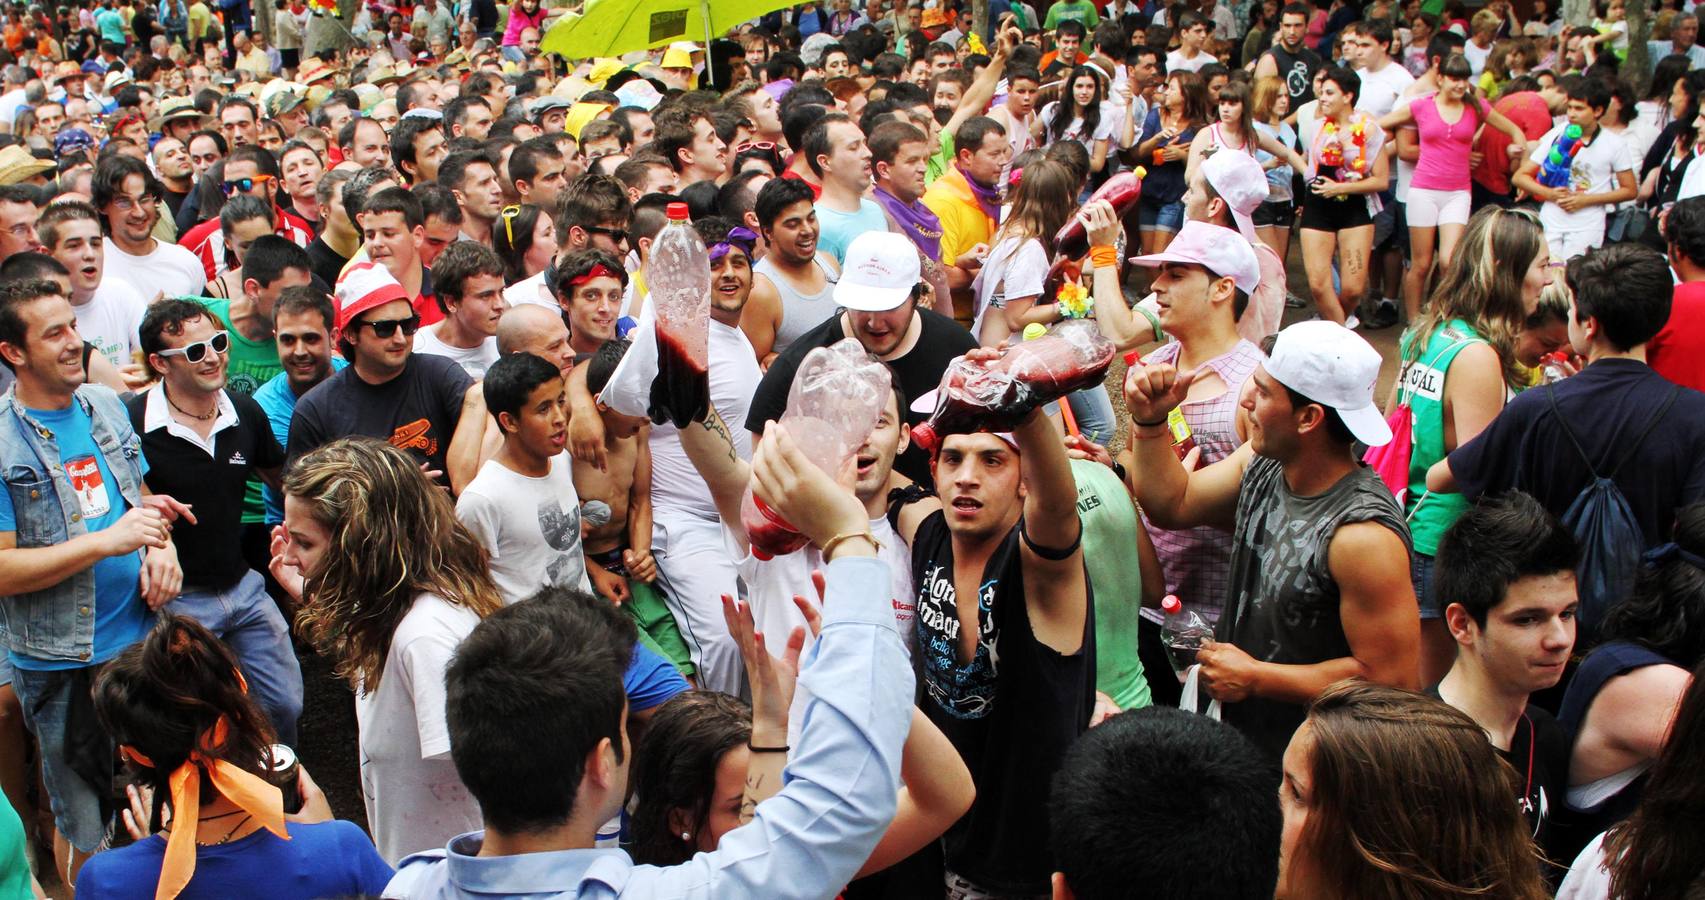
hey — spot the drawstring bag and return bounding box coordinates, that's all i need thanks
[1363,402,1414,503]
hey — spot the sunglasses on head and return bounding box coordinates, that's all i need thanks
[357,314,422,338]
[221,174,274,196]
[156,330,230,363]
[501,204,522,245]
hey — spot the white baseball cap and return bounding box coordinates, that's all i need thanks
[834,231,922,312]
[1200,150,1268,242]
[1264,320,1391,447]
[1128,220,1260,295]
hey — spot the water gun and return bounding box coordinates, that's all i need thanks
[1539,124,1584,190]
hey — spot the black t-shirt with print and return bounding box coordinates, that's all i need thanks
[286,352,472,479]
[745,308,978,486]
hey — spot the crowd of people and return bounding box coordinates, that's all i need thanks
[0,0,1702,896]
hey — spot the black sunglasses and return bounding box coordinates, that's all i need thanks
[356,314,422,338]
[221,174,273,196]
[586,225,629,244]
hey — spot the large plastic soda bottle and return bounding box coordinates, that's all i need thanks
[646,202,711,428]
[1160,594,1214,684]
[741,338,892,560]
[911,319,1116,453]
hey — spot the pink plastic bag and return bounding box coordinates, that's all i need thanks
[1362,402,1414,504]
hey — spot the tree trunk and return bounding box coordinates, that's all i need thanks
[1626,0,1652,94]
[972,0,988,43]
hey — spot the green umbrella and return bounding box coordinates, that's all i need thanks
[540,0,794,60]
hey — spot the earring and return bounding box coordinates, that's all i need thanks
[681,831,691,840]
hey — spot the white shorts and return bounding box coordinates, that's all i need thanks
[1405,187,1472,228]
[1548,228,1604,262]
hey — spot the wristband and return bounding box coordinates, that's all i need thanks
[1134,304,1163,342]
[1089,245,1119,268]
[1132,417,1168,428]
[748,743,790,753]
[821,530,881,557]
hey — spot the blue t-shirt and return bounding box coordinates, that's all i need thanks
[627,640,688,712]
[253,362,346,524]
[75,819,393,899]
[814,199,890,265]
[0,403,151,670]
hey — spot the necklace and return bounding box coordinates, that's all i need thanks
[164,387,218,422]
[163,812,253,846]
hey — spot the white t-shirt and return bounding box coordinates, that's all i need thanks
[456,454,591,604]
[600,307,761,521]
[0,89,26,126]
[730,514,915,746]
[1554,832,1611,900]
[102,237,207,298]
[1528,124,1635,236]
[1037,100,1119,146]
[1166,48,1217,73]
[413,326,499,378]
[502,270,555,310]
[1355,62,1416,118]
[1463,38,1493,75]
[72,280,148,370]
[355,592,483,865]
[971,236,1049,340]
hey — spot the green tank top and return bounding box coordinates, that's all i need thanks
[1071,458,1152,712]
[1399,318,1483,556]
[195,297,282,525]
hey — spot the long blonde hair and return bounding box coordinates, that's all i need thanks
[285,438,503,691]
[995,159,1077,250]
[1402,206,1545,389]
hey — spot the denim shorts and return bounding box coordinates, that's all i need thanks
[1411,551,1442,620]
[1138,198,1184,233]
[12,665,111,852]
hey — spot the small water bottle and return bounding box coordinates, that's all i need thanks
[1159,594,1213,684]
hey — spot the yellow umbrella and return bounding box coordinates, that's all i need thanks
[540,0,794,60]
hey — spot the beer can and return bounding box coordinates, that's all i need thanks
[265,743,302,815]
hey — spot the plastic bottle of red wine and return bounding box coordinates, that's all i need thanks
[911,320,1116,453]
[741,339,892,559]
[646,202,711,428]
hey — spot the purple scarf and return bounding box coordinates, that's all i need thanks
[955,162,1003,224]
[873,186,943,261]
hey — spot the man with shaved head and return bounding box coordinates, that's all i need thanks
[496,304,574,377]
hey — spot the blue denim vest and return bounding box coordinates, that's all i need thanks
[0,384,145,663]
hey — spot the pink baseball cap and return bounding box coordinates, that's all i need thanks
[1200,150,1269,242]
[1128,221,1261,295]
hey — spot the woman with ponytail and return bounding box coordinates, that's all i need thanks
[76,616,391,899]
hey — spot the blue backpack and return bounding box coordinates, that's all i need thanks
[1547,382,1680,646]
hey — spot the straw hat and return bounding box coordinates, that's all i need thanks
[369,64,402,86]
[297,57,337,84]
[158,95,205,123]
[0,145,55,185]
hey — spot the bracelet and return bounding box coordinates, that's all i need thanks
[821,530,881,557]
[748,743,790,753]
[1132,417,1168,428]
[1134,304,1163,342]
[1089,245,1119,268]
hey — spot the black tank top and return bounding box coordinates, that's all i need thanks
[910,511,1094,894]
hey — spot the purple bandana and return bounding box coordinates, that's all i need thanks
[873,186,943,261]
[956,162,1003,223]
[709,226,758,263]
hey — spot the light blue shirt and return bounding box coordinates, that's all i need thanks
[383,555,913,900]
[253,361,346,524]
[1648,40,1705,69]
[814,199,890,266]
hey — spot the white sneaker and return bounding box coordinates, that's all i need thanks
[1344,314,1361,330]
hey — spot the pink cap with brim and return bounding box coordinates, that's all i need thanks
[334,262,410,337]
[1128,220,1260,295]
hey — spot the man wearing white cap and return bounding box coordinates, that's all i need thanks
[747,230,978,486]
[1122,318,1420,759]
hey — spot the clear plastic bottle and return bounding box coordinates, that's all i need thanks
[646,202,711,428]
[911,319,1116,452]
[1160,594,1214,684]
[741,338,893,560]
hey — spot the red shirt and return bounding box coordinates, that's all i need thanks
[779,167,823,200]
[1473,91,1554,195]
[180,205,314,281]
[1648,279,1705,391]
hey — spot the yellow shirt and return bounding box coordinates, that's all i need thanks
[187,1,212,39]
[921,166,995,266]
[236,46,272,76]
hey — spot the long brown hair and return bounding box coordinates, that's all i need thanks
[1401,206,1545,390]
[996,159,1077,251]
[1296,681,1551,900]
[1215,79,1258,147]
[628,691,752,866]
[284,437,503,690]
[1602,655,1705,899]
[1167,70,1212,128]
